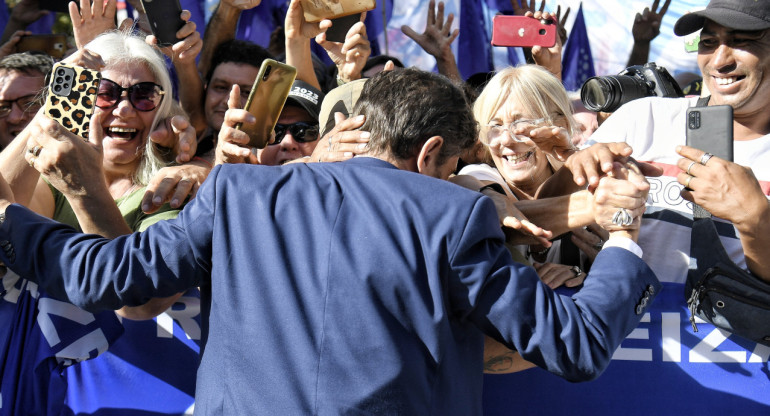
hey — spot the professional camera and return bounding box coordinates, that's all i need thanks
[580,62,683,113]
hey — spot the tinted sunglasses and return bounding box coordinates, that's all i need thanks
[272,122,320,145]
[96,78,165,112]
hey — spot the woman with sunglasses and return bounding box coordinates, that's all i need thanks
[0,30,200,414]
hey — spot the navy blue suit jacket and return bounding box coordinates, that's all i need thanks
[0,157,659,415]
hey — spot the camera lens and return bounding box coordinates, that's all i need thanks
[580,75,653,113]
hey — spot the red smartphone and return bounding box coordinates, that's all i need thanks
[491,15,557,48]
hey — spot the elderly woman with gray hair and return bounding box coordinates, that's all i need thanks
[0,29,200,413]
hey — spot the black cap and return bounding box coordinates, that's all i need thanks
[284,80,324,121]
[674,0,770,36]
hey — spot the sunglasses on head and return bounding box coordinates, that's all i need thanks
[96,78,165,112]
[272,122,320,145]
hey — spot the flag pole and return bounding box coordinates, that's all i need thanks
[382,1,389,55]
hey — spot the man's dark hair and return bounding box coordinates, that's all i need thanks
[0,52,54,77]
[205,39,274,84]
[353,68,478,164]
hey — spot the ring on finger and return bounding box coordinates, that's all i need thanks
[611,208,633,227]
[28,145,43,157]
[686,161,697,175]
[685,175,693,189]
[700,152,714,165]
[593,239,604,250]
[28,156,36,168]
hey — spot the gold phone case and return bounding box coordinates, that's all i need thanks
[300,0,376,23]
[44,62,101,140]
[237,59,297,149]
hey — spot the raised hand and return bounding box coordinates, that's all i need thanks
[71,0,118,49]
[146,10,202,65]
[0,30,31,59]
[141,162,210,213]
[215,84,259,165]
[317,16,370,83]
[310,113,370,163]
[632,0,671,43]
[511,0,546,16]
[401,0,461,81]
[149,114,198,164]
[515,123,575,161]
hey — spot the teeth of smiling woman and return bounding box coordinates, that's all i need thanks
[505,151,533,164]
[715,77,735,86]
[109,127,136,133]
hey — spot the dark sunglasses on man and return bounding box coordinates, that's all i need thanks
[96,78,165,112]
[272,122,320,145]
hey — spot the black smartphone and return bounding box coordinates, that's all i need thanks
[686,105,734,162]
[326,14,362,43]
[38,0,73,13]
[140,0,185,46]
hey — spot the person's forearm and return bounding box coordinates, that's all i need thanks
[626,41,651,67]
[0,18,26,45]
[285,37,321,90]
[198,3,241,77]
[174,61,208,136]
[736,200,770,282]
[66,188,133,238]
[0,127,41,207]
[436,50,462,83]
[515,190,594,237]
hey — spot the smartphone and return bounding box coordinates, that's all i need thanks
[38,0,73,13]
[43,62,101,141]
[686,105,734,162]
[16,34,68,59]
[140,0,185,46]
[300,0,375,23]
[491,15,557,48]
[325,13,362,43]
[236,59,297,149]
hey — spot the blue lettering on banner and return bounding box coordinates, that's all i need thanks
[482,282,770,415]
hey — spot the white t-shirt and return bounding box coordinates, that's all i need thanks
[589,96,770,283]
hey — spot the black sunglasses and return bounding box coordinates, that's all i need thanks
[96,78,165,112]
[272,122,320,145]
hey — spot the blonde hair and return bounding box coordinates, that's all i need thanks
[473,65,577,145]
[85,30,175,185]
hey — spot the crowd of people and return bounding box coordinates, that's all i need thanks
[0,0,767,414]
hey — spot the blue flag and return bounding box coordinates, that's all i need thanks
[561,3,595,92]
[0,272,124,415]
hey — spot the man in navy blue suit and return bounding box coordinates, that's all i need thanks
[0,68,658,415]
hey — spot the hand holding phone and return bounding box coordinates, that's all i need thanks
[236,59,298,149]
[300,0,375,23]
[44,62,101,141]
[491,15,557,48]
[16,34,68,59]
[686,105,734,162]
[140,0,186,46]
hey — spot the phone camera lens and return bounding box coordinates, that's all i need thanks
[539,29,546,35]
[262,66,272,81]
[53,85,61,92]
[56,68,65,76]
[65,75,71,81]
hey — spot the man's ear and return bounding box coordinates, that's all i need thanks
[416,136,444,175]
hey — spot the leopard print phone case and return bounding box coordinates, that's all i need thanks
[44,62,101,140]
